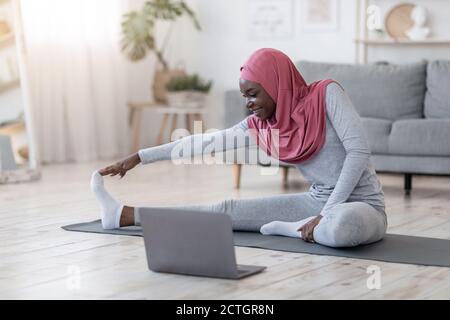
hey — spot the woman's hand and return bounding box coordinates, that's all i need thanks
[98,153,141,178]
[298,215,323,243]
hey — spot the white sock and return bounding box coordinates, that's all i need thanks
[90,171,123,230]
[260,216,317,238]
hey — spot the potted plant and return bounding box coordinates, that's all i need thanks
[120,0,201,103]
[166,74,212,108]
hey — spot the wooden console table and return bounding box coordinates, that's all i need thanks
[128,101,207,152]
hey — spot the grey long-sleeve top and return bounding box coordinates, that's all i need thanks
[138,83,386,216]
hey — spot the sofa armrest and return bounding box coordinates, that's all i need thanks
[224,89,251,128]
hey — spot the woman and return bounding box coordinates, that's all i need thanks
[91,48,387,247]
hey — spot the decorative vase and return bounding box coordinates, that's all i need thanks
[152,68,186,104]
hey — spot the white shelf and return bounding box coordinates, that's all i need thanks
[0,33,15,49]
[156,106,207,114]
[355,38,450,45]
[0,119,24,133]
[0,77,20,93]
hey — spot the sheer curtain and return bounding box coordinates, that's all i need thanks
[20,0,130,163]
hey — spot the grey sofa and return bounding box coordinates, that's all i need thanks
[224,60,450,194]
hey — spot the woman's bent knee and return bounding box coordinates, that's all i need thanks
[313,203,385,248]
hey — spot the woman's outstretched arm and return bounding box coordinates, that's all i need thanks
[137,117,255,164]
[99,117,255,177]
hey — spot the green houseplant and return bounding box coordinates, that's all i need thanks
[166,74,212,108]
[120,0,201,103]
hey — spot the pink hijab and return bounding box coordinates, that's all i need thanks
[241,48,336,164]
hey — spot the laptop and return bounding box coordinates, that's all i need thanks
[140,207,266,279]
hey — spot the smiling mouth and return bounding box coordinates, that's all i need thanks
[252,108,262,114]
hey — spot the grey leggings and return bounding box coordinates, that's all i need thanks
[136,192,388,248]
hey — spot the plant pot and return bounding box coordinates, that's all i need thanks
[166,91,207,108]
[153,69,186,104]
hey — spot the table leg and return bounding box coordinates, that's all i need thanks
[170,114,178,141]
[157,113,169,146]
[185,114,191,132]
[282,166,289,189]
[232,163,242,189]
[195,113,205,129]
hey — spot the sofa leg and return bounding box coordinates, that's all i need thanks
[404,173,412,196]
[282,166,289,189]
[232,163,242,189]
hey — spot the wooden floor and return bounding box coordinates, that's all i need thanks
[1,160,449,299]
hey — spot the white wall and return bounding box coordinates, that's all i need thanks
[183,0,358,130]
[128,0,450,148]
[130,0,358,146]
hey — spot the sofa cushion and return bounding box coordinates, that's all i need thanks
[371,154,450,175]
[424,60,450,118]
[360,117,392,154]
[297,60,426,121]
[388,119,450,156]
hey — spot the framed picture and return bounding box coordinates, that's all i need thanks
[247,0,293,39]
[301,0,339,31]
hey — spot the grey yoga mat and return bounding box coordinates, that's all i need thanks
[62,220,450,268]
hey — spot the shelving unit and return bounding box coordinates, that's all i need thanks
[1,0,18,92]
[0,0,39,182]
[354,0,450,64]
[1,0,26,166]
[0,77,19,93]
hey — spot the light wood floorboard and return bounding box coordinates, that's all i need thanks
[1,161,449,299]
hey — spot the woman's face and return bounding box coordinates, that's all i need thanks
[239,78,276,121]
